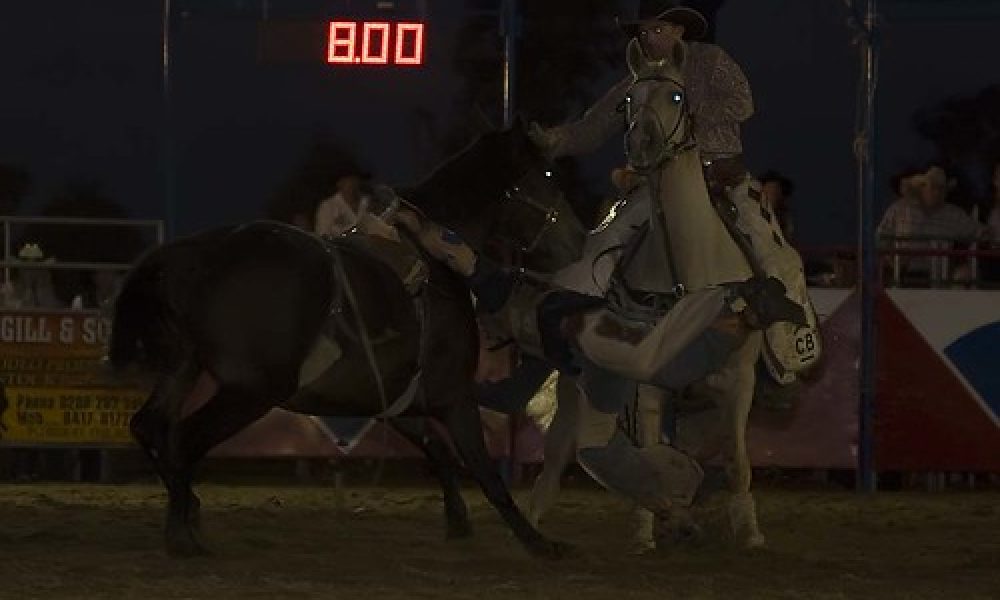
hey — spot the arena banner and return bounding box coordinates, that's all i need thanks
[706,287,1000,471]
[745,288,859,469]
[1,387,145,445]
[0,310,144,446]
[875,289,1000,471]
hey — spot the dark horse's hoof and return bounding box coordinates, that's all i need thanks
[446,520,474,540]
[165,527,211,558]
[526,538,574,560]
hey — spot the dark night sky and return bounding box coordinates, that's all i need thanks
[2,0,1000,246]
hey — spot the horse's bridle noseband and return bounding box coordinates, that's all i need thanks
[623,74,697,174]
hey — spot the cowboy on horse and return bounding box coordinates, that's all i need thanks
[383,0,762,523]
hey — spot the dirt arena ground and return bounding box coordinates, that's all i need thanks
[0,471,997,600]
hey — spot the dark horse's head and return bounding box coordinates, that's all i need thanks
[403,119,585,273]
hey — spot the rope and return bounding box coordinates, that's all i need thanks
[330,246,390,418]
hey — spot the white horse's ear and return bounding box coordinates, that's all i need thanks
[671,39,688,72]
[627,38,647,77]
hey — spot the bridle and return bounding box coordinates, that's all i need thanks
[623,74,697,175]
[609,70,698,316]
[491,167,562,256]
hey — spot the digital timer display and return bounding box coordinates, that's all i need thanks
[327,21,426,66]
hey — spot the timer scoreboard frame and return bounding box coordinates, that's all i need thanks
[326,21,426,66]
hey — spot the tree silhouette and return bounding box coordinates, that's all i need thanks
[445,1,626,225]
[18,181,149,306]
[0,164,30,216]
[687,0,727,44]
[450,1,727,132]
[912,84,1000,211]
[454,1,624,130]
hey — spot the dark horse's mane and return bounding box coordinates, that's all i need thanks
[400,125,542,224]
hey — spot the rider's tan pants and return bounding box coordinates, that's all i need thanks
[575,286,730,384]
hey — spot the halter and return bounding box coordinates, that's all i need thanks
[623,74,697,175]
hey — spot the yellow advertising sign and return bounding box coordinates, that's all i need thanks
[1,387,144,445]
[0,311,112,358]
[0,310,145,445]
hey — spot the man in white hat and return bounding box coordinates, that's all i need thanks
[878,163,991,284]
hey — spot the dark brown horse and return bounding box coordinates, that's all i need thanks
[109,124,585,558]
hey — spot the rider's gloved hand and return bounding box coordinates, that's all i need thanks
[611,167,641,192]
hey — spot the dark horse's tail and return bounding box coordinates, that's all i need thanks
[108,247,171,371]
[108,226,221,371]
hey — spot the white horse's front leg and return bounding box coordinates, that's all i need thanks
[527,374,579,527]
[630,384,663,553]
[717,332,766,549]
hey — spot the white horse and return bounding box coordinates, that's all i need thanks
[526,38,766,550]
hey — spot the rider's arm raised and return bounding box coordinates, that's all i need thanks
[537,77,632,159]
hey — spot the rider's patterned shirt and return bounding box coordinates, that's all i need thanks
[544,42,753,161]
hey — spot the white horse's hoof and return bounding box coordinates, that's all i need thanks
[628,538,657,556]
[653,508,703,546]
[728,492,765,550]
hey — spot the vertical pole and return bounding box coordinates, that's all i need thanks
[857,0,879,493]
[499,0,519,480]
[500,0,519,128]
[162,0,175,240]
[3,220,10,287]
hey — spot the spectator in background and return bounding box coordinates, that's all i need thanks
[989,160,1000,234]
[4,242,63,481]
[315,172,403,242]
[314,172,371,238]
[981,159,1000,284]
[3,243,62,309]
[878,163,990,285]
[758,170,795,242]
[0,165,30,270]
[888,165,924,205]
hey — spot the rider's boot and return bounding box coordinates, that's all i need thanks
[577,430,704,523]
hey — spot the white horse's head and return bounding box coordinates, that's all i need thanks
[623,38,694,173]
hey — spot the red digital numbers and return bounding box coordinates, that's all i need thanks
[327,21,425,66]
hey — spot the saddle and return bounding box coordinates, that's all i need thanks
[299,230,430,420]
[332,227,429,296]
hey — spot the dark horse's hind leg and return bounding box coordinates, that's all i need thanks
[131,360,205,536]
[158,383,277,557]
[390,417,472,539]
[441,398,569,558]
